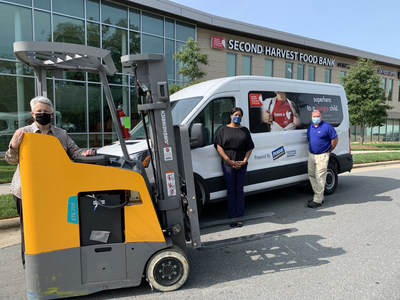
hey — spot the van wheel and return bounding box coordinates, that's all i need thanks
[146,246,189,292]
[324,161,338,195]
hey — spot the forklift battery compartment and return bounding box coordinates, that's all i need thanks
[78,190,125,246]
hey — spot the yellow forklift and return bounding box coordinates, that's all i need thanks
[14,41,295,299]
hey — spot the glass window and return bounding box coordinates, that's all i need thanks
[0,3,32,59]
[386,119,394,141]
[241,55,252,75]
[86,0,99,22]
[142,34,163,54]
[285,62,293,79]
[0,75,35,152]
[34,0,50,10]
[340,71,346,85]
[176,21,194,42]
[226,53,236,77]
[297,64,304,80]
[398,83,400,102]
[53,15,85,44]
[34,10,51,42]
[325,68,331,83]
[165,39,174,81]
[87,22,100,47]
[88,83,102,133]
[102,25,128,73]
[394,120,399,141]
[265,59,273,77]
[55,80,86,133]
[0,61,33,76]
[142,12,163,36]
[101,1,127,27]
[308,66,315,81]
[53,0,84,18]
[7,0,31,6]
[129,31,140,55]
[191,97,235,145]
[381,78,387,91]
[165,18,174,38]
[175,41,186,83]
[104,85,129,133]
[388,79,393,101]
[129,8,140,31]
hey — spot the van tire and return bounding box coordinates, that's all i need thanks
[324,161,338,195]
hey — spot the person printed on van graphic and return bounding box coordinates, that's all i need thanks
[261,91,300,131]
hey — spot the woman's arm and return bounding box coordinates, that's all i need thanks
[216,144,238,169]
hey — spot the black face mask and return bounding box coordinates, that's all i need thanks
[35,113,52,126]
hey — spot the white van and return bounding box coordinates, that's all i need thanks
[98,76,353,207]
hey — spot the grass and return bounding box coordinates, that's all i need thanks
[0,160,16,184]
[351,142,400,151]
[352,152,400,164]
[0,194,17,219]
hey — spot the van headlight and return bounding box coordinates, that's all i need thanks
[130,149,150,168]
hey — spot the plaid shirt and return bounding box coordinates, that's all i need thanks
[5,123,85,198]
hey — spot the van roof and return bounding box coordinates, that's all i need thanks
[170,76,343,100]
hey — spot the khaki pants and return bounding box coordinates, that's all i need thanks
[308,152,330,204]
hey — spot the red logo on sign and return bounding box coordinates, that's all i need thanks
[211,36,226,49]
[249,93,263,107]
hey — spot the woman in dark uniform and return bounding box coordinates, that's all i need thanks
[214,107,254,227]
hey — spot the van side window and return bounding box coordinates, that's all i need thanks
[191,97,235,145]
[248,91,343,133]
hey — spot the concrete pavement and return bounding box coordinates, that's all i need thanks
[1,160,400,248]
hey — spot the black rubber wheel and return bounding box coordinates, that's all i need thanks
[146,246,189,292]
[324,161,338,195]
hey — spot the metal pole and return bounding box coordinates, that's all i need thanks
[98,70,131,161]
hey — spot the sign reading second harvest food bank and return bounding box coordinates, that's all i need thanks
[211,36,335,67]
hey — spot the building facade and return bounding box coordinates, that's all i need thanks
[1,0,400,153]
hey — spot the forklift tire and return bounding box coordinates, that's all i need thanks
[146,246,189,292]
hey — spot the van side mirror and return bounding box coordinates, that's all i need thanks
[190,123,207,148]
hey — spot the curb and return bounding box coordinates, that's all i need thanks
[352,160,400,169]
[0,217,19,230]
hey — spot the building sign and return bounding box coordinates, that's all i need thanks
[376,69,396,76]
[211,36,335,67]
[211,36,226,49]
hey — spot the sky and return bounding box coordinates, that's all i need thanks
[170,0,400,59]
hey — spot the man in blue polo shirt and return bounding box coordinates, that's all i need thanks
[307,110,338,208]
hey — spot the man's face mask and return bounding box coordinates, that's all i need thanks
[233,115,242,124]
[312,117,321,125]
[35,113,52,126]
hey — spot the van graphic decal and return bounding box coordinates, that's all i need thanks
[287,150,296,157]
[272,146,286,160]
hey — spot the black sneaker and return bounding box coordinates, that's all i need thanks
[307,201,322,208]
[308,199,324,204]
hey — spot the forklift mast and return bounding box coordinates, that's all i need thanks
[121,54,201,249]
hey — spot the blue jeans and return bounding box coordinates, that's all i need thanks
[222,163,247,219]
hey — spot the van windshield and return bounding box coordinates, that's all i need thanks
[130,96,203,139]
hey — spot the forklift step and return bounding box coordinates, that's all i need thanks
[198,228,298,250]
[199,212,275,229]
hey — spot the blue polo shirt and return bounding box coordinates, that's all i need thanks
[307,121,338,154]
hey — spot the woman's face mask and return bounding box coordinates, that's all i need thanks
[232,115,242,124]
[35,113,52,126]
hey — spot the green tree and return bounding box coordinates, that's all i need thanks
[343,57,391,145]
[173,37,208,84]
